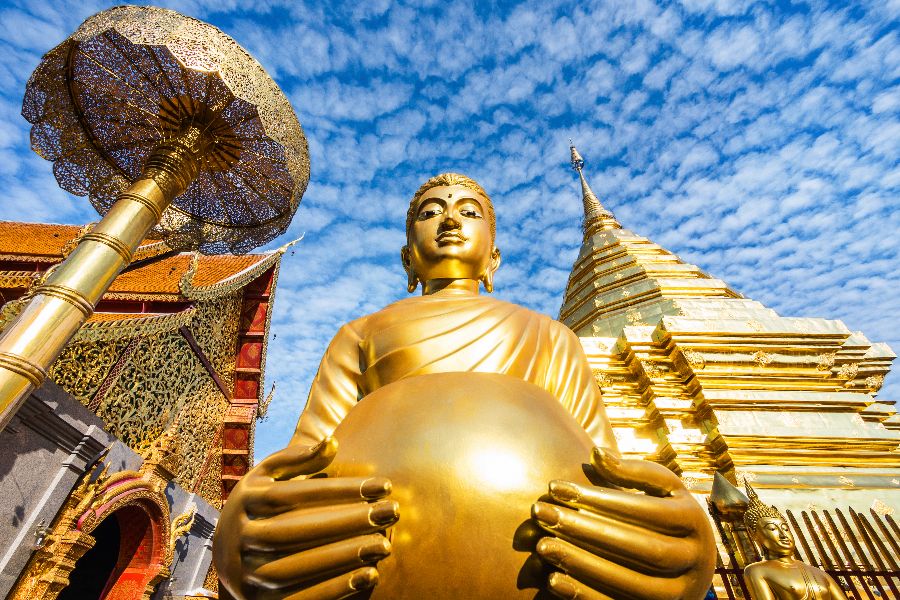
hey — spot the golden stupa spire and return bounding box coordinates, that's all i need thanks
[569,142,621,236]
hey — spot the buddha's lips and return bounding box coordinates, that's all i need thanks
[437,232,467,243]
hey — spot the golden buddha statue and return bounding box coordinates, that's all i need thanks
[743,484,847,600]
[214,173,716,599]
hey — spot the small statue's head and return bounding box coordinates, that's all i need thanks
[743,482,795,558]
[402,173,501,293]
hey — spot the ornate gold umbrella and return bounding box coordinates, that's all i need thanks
[0,5,309,429]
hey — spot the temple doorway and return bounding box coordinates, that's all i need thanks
[58,503,161,600]
[58,514,121,599]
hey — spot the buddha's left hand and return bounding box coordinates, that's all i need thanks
[532,447,716,600]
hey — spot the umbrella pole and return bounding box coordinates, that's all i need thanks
[0,126,205,431]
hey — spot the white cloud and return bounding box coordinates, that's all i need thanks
[0,0,896,461]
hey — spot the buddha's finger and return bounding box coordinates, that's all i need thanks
[546,572,614,600]
[532,502,694,577]
[257,437,338,481]
[248,534,391,590]
[536,537,684,600]
[281,567,379,600]
[246,477,392,517]
[243,500,399,552]
[590,447,682,498]
[547,480,695,537]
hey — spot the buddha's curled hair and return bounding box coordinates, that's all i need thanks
[743,481,787,532]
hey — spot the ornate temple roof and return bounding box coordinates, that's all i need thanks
[0,221,277,300]
[0,222,81,261]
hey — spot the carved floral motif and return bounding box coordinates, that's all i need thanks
[866,374,885,392]
[816,353,836,371]
[837,363,859,380]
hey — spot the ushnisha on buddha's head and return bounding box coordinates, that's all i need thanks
[744,483,795,559]
[401,173,502,294]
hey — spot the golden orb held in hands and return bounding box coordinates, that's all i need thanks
[323,372,598,599]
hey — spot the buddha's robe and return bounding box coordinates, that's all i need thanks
[744,560,847,600]
[294,292,615,449]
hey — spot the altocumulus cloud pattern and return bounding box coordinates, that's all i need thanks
[0,0,896,458]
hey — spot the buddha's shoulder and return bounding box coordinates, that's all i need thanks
[743,561,779,581]
[744,558,818,575]
[360,293,555,322]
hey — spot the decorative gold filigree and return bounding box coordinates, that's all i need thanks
[49,340,128,402]
[837,363,859,380]
[683,349,706,370]
[592,369,612,388]
[258,383,275,420]
[0,270,42,289]
[203,561,219,594]
[641,361,663,379]
[816,352,836,371]
[73,307,197,343]
[23,5,309,254]
[48,293,240,507]
[255,250,287,408]
[865,374,885,392]
[752,350,773,368]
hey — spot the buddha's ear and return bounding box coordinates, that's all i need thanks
[401,246,418,293]
[400,246,411,269]
[482,247,501,293]
[490,247,501,272]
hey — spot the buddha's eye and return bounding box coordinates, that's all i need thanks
[460,207,482,219]
[418,206,442,220]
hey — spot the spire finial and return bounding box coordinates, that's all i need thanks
[570,141,584,171]
[567,142,620,236]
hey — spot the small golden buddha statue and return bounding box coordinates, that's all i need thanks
[743,484,847,600]
[214,173,716,599]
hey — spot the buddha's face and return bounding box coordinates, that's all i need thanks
[753,516,795,558]
[404,184,499,284]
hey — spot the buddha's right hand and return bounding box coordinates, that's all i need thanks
[213,437,398,600]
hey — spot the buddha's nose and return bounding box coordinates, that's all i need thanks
[439,215,461,230]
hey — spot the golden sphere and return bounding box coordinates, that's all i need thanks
[323,372,596,599]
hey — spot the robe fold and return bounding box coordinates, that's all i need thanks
[294,291,615,448]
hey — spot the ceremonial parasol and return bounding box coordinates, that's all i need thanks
[0,5,309,429]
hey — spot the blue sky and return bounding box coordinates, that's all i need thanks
[0,0,897,460]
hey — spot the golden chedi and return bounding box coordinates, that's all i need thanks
[214,173,716,599]
[743,484,848,600]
